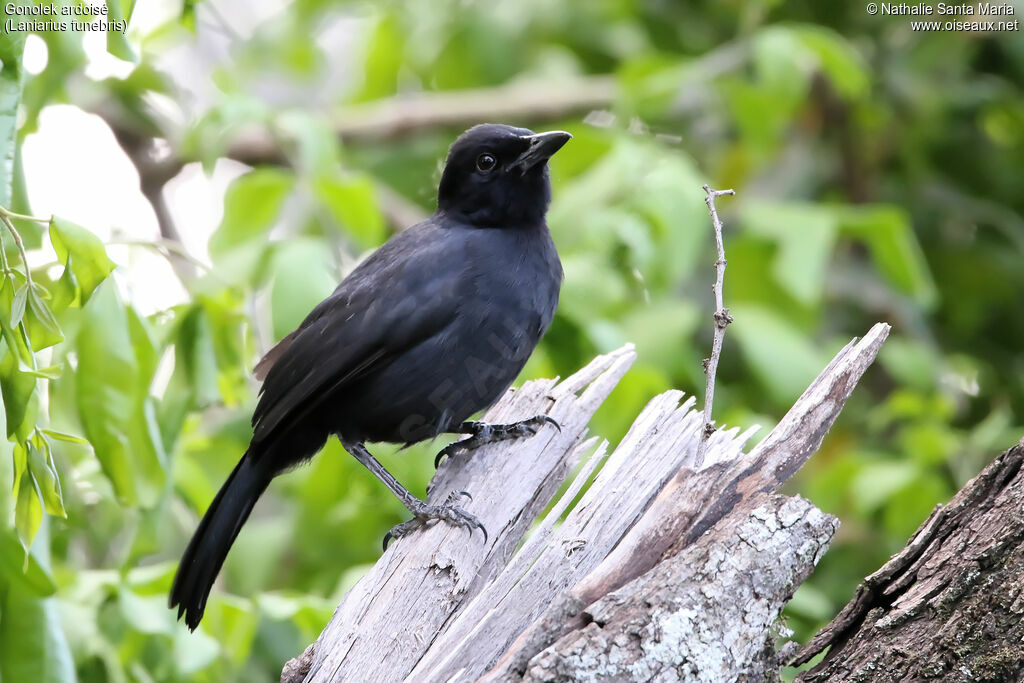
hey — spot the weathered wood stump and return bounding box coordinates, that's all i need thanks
[283,323,891,682]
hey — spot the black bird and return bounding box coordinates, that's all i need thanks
[169,123,570,630]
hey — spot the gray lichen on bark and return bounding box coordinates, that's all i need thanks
[521,495,838,683]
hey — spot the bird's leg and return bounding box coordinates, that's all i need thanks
[342,440,487,549]
[434,414,560,467]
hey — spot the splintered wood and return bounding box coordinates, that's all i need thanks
[286,323,890,683]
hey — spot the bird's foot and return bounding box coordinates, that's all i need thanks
[434,415,561,467]
[383,490,487,550]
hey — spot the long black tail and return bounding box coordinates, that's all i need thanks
[169,454,270,630]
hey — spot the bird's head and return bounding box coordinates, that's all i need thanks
[437,123,571,227]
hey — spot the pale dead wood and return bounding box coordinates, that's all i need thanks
[293,345,636,683]
[284,323,889,683]
[411,394,756,683]
[483,323,891,681]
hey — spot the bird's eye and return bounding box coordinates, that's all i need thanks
[476,153,497,173]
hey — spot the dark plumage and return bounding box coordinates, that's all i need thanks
[170,123,570,630]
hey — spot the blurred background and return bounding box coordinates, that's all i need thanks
[1,0,1022,680]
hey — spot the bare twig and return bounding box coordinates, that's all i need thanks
[696,185,736,467]
[0,207,49,224]
[107,237,219,278]
[0,207,40,289]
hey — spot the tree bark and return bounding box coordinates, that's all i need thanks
[282,323,890,683]
[791,440,1024,683]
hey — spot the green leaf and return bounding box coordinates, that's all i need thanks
[75,280,165,507]
[793,25,869,100]
[0,385,11,527]
[23,365,61,380]
[840,205,938,308]
[9,284,26,327]
[49,216,117,305]
[40,429,88,445]
[742,201,839,306]
[0,273,23,341]
[558,253,629,325]
[277,112,341,176]
[0,343,35,438]
[50,263,78,313]
[172,626,220,675]
[270,238,337,340]
[27,438,64,518]
[878,337,940,392]
[119,586,173,635]
[11,440,25,501]
[15,465,42,549]
[720,77,801,155]
[313,174,387,248]
[180,0,197,31]
[729,304,829,405]
[175,304,220,406]
[0,528,56,596]
[201,292,248,405]
[786,583,835,622]
[0,589,76,683]
[105,0,138,62]
[851,459,920,513]
[76,281,136,502]
[202,595,258,667]
[23,283,63,351]
[355,14,404,101]
[209,169,294,260]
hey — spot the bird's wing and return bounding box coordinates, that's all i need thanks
[252,329,299,381]
[250,224,461,446]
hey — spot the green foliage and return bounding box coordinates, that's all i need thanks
[0,1,1021,681]
[0,0,29,209]
[75,281,165,507]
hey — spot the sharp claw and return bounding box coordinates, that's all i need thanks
[383,490,489,548]
[532,414,560,432]
[435,444,460,468]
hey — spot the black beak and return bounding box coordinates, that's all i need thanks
[510,131,572,173]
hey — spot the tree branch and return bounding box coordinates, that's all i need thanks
[93,76,617,237]
[792,440,1024,682]
[229,76,616,161]
[106,121,196,283]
